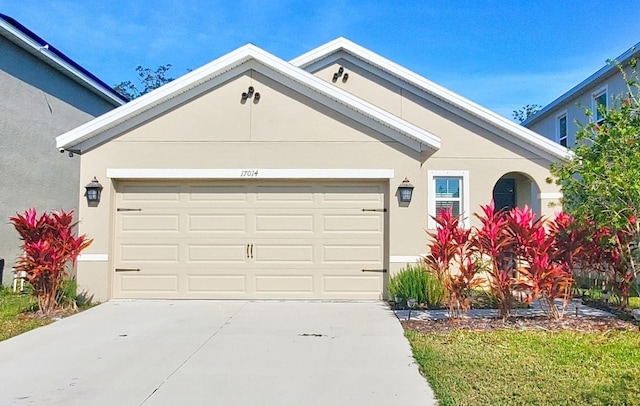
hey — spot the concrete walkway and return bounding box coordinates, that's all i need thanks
[0,301,436,405]
[395,298,615,321]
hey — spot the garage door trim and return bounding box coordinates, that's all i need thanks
[106,168,395,180]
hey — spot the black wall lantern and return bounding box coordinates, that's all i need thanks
[85,177,103,203]
[398,177,414,203]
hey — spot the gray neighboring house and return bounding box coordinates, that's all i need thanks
[523,42,640,147]
[0,13,126,285]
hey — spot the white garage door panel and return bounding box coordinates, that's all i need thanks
[254,275,314,293]
[119,274,179,293]
[120,185,180,201]
[255,214,314,232]
[188,214,247,232]
[254,243,315,263]
[113,182,385,299]
[121,214,180,232]
[323,214,382,232]
[188,243,247,263]
[120,243,180,262]
[187,275,246,293]
[322,243,383,263]
[323,275,381,293]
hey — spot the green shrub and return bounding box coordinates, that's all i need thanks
[56,278,78,311]
[389,263,445,307]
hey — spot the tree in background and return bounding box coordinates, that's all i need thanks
[549,59,640,308]
[114,64,174,100]
[512,104,541,123]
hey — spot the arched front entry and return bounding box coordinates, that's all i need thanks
[492,172,541,215]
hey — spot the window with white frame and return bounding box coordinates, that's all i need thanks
[556,112,568,147]
[427,170,470,229]
[593,87,608,123]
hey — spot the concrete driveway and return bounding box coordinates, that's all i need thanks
[0,301,436,405]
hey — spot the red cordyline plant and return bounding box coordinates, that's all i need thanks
[473,203,582,320]
[424,207,483,319]
[576,217,638,309]
[509,207,577,320]
[10,209,92,316]
[472,201,516,320]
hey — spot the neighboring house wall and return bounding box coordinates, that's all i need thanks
[524,44,639,146]
[0,36,117,285]
[527,73,629,146]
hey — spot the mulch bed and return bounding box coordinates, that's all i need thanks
[402,315,638,333]
[17,307,78,320]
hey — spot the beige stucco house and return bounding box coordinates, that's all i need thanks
[56,38,569,302]
[524,42,639,147]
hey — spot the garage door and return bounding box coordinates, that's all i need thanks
[113,181,386,299]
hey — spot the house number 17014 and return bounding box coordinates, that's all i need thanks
[240,170,259,177]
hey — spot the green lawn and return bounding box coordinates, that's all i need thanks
[407,329,640,405]
[0,288,51,341]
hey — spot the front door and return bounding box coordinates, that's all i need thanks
[493,178,516,212]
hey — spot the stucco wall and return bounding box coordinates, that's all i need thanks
[0,37,117,284]
[313,59,562,208]
[73,65,562,300]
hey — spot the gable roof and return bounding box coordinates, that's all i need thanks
[292,37,571,161]
[0,13,127,106]
[522,42,640,127]
[56,43,440,153]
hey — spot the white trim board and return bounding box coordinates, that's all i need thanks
[538,192,563,199]
[427,170,471,229]
[107,168,395,180]
[390,255,423,264]
[292,37,571,161]
[77,254,108,262]
[56,44,440,154]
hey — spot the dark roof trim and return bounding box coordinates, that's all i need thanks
[0,13,128,104]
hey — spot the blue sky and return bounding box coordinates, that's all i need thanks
[2,1,639,120]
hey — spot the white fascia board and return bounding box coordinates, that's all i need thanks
[64,63,248,153]
[293,38,571,161]
[244,60,439,152]
[0,20,124,106]
[57,44,440,154]
[107,168,395,179]
[56,46,256,149]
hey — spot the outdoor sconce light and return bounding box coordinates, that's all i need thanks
[254,92,261,101]
[85,177,103,203]
[398,177,414,203]
[407,297,417,321]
